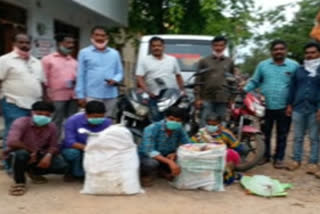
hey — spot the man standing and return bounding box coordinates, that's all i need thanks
[194,36,235,127]
[42,34,78,136]
[139,107,190,186]
[76,26,124,117]
[136,37,185,121]
[244,40,299,169]
[5,101,68,196]
[0,33,45,149]
[61,101,112,180]
[286,42,320,174]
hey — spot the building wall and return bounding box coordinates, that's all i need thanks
[2,0,127,57]
[71,0,128,26]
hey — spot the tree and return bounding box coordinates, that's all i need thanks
[259,0,320,62]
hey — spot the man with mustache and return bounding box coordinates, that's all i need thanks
[244,40,299,169]
[76,26,124,117]
[136,37,185,122]
[0,33,46,169]
[42,34,78,136]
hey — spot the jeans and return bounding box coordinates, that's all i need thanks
[10,149,68,184]
[149,98,164,122]
[53,100,78,137]
[62,148,84,177]
[200,101,227,127]
[292,111,319,164]
[1,99,30,146]
[264,109,291,161]
[140,157,170,177]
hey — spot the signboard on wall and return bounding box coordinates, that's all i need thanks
[33,38,54,58]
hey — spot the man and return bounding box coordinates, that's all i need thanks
[194,36,235,127]
[76,26,124,117]
[0,33,45,163]
[5,101,68,196]
[244,40,299,169]
[136,36,185,121]
[61,101,112,180]
[139,107,190,187]
[286,42,320,174]
[42,34,78,136]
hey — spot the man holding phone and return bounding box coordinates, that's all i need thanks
[76,26,124,117]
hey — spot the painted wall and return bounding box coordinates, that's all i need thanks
[2,0,128,57]
[71,0,128,26]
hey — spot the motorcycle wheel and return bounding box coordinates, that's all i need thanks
[235,133,265,172]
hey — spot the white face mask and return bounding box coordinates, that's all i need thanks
[212,51,224,58]
[304,58,320,77]
[91,38,108,50]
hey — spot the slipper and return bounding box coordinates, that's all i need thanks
[9,184,27,196]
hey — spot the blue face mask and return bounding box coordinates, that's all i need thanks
[206,125,219,133]
[33,115,52,126]
[166,120,182,130]
[88,118,106,125]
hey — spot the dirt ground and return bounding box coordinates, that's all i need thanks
[1,132,320,214]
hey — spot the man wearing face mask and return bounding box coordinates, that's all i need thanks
[138,107,190,187]
[195,36,235,127]
[42,34,78,136]
[4,101,68,196]
[244,40,299,169]
[286,42,320,175]
[76,26,124,117]
[61,101,112,180]
[0,33,45,169]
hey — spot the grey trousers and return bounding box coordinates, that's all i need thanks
[53,100,78,137]
[200,101,228,127]
[140,157,170,177]
[86,97,117,118]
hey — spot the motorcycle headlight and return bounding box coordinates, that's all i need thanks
[130,100,149,117]
[157,98,178,112]
[253,103,265,117]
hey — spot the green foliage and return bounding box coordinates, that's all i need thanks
[259,0,319,62]
[127,0,258,47]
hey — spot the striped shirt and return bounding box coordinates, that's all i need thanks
[191,126,239,149]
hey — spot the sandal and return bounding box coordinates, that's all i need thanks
[9,184,27,196]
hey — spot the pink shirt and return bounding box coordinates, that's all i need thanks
[42,52,77,101]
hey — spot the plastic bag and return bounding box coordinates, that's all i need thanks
[240,175,292,197]
[81,125,143,195]
[172,143,226,191]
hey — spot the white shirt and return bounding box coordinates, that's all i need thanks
[136,54,181,95]
[0,51,45,109]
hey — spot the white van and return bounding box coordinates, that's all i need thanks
[136,35,217,82]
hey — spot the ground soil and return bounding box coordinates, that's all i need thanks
[0,131,320,214]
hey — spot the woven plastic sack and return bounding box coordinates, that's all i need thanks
[172,143,226,191]
[80,125,143,195]
[240,175,292,197]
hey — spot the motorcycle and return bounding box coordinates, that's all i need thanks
[114,79,194,143]
[229,90,266,171]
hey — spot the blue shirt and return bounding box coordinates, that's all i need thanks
[61,113,112,148]
[287,66,320,114]
[244,58,299,110]
[139,120,191,158]
[76,46,124,99]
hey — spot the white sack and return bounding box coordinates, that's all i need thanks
[81,125,143,195]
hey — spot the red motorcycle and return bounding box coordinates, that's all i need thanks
[229,92,266,171]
